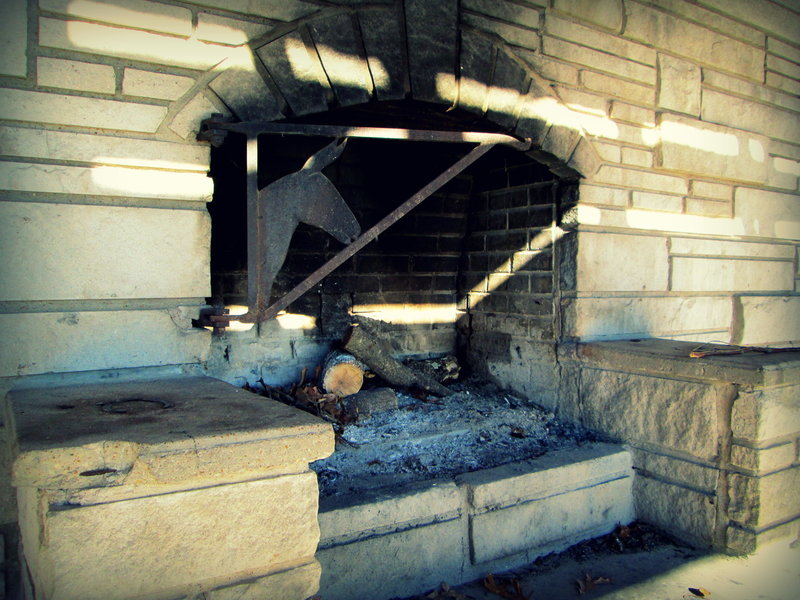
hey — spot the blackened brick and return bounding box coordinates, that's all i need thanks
[507,294,551,315]
[530,273,553,293]
[357,254,410,274]
[381,274,433,292]
[438,236,463,252]
[486,230,527,251]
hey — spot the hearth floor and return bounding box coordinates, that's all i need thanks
[311,377,596,499]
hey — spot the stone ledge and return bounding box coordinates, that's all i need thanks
[566,339,800,387]
[9,376,334,489]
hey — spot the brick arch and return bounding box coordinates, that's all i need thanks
[167,5,600,178]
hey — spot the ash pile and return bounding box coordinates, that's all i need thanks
[248,318,596,498]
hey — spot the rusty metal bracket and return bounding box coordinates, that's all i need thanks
[197,119,531,326]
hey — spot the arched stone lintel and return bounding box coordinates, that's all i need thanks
[166,8,603,178]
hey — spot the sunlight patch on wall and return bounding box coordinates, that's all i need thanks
[351,304,459,325]
[658,120,740,156]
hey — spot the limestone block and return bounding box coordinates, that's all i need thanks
[575,231,668,292]
[729,467,800,528]
[23,473,320,600]
[462,13,539,50]
[39,17,231,70]
[406,0,459,104]
[457,31,493,114]
[633,474,716,547]
[0,125,209,171]
[318,518,465,600]
[703,69,800,115]
[309,14,373,107]
[769,37,800,63]
[0,88,166,133]
[736,297,800,346]
[568,138,603,177]
[541,124,581,163]
[0,0,27,77]
[702,88,800,145]
[657,114,771,184]
[631,190,681,211]
[658,54,701,116]
[622,148,654,168]
[610,101,655,126]
[319,482,460,545]
[732,386,800,444]
[195,12,273,45]
[358,7,408,100]
[727,519,800,555]
[734,188,800,241]
[0,161,213,201]
[515,49,579,85]
[546,15,654,64]
[256,32,329,116]
[0,310,210,377]
[179,0,319,21]
[203,560,321,600]
[463,0,541,29]
[543,36,655,85]
[0,202,209,301]
[654,0,765,46]
[469,476,632,563]
[563,295,733,341]
[670,238,794,260]
[122,68,194,101]
[209,54,284,121]
[486,51,528,129]
[691,181,732,201]
[40,0,192,36]
[169,92,229,140]
[731,443,796,475]
[592,165,687,194]
[579,184,628,207]
[685,198,730,218]
[698,0,799,43]
[458,443,631,510]
[624,2,764,81]
[553,0,623,31]
[672,257,795,293]
[37,57,115,94]
[631,449,718,492]
[578,369,721,459]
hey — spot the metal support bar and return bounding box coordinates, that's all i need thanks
[252,142,495,322]
[245,134,262,315]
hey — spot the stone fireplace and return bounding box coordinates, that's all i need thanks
[1,0,798,599]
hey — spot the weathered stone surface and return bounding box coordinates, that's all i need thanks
[37,57,115,94]
[40,0,193,36]
[546,15,654,64]
[631,449,718,491]
[575,232,669,292]
[622,148,654,168]
[726,519,800,554]
[703,69,800,115]
[486,50,528,129]
[209,53,284,121]
[515,48,580,85]
[39,17,231,70]
[624,2,764,81]
[470,476,632,563]
[729,468,800,528]
[579,184,629,207]
[553,0,623,31]
[123,68,194,101]
[180,0,319,21]
[0,310,210,377]
[309,14,372,106]
[195,12,273,45]
[0,125,209,171]
[697,0,799,43]
[731,443,796,475]
[10,377,333,489]
[657,114,771,184]
[670,238,794,260]
[203,560,321,600]
[169,91,229,139]
[541,123,581,163]
[463,0,542,29]
[256,31,329,116]
[544,36,655,85]
[577,368,720,459]
[405,0,459,104]
[0,202,210,302]
[610,101,655,125]
[0,161,213,201]
[0,0,27,77]
[734,188,800,241]
[731,385,800,443]
[633,475,716,547]
[685,197,730,218]
[23,472,321,600]
[671,257,795,292]
[582,69,656,104]
[658,54,701,115]
[568,137,603,177]
[702,88,800,145]
[458,30,494,114]
[463,12,539,50]
[0,88,166,132]
[691,180,732,201]
[592,164,688,194]
[458,443,631,510]
[358,7,408,100]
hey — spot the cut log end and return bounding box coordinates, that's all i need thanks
[321,350,366,397]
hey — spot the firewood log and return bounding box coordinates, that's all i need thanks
[321,351,366,397]
[342,325,451,396]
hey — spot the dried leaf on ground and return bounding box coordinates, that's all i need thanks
[575,572,611,595]
[687,587,711,598]
[421,581,473,599]
[483,573,529,600]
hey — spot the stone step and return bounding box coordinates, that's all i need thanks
[317,442,634,600]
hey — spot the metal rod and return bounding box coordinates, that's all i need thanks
[201,119,530,150]
[253,142,495,322]
[245,135,261,312]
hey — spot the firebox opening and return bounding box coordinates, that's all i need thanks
[204,100,577,388]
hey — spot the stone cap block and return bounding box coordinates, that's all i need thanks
[9,376,334,489]
[567,339,800,388]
